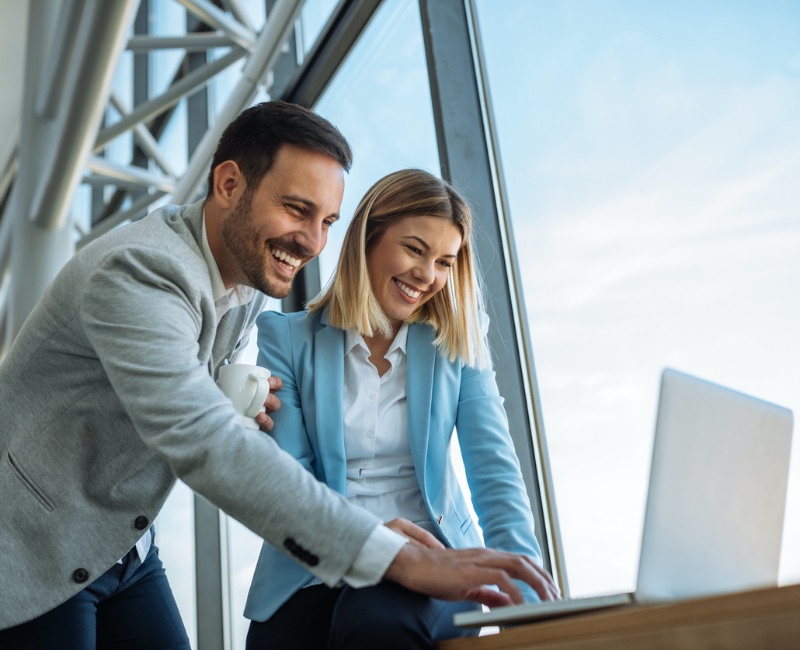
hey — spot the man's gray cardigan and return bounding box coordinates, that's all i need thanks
[0,201,379,629]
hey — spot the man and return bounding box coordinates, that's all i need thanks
[0,101,557,647]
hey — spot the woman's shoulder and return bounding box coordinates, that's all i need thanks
[256,309,317,327]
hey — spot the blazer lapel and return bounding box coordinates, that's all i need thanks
[406,324,436,491]
[314,312,347,495]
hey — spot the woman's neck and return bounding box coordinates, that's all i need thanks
[363,324,400,377]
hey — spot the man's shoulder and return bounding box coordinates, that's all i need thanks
[79,201,204,267]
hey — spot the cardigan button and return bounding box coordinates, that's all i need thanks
[134,516,149,530]
[72,568,89,584]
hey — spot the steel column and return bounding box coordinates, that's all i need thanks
[418,0,565,590]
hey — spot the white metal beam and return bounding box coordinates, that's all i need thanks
[172,0,304,204]
[28,0,140,229]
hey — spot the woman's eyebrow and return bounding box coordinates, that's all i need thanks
[402,235,457,258]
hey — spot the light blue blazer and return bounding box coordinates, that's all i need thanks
[244,309,543,621]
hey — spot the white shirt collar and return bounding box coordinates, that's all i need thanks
[345,322,409,358]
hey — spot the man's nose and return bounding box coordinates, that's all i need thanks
[297,221,327,257]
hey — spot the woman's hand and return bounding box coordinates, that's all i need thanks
[256,375,283,431]
[384,518,445,549]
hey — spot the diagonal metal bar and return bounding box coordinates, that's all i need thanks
[127,33,236,52]
[108,93,177,177]
[94,47,244,151]
[79,189,168,248]
[278,0,382,106]
[220,0,256,32]
[85,157,177,193]
[176,0,256,50]
[172,0,304,204]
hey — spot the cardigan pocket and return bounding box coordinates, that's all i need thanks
[6,451,56,512]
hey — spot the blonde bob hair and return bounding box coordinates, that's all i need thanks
[308,168,487,368]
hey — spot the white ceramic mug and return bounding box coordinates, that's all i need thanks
[217,363,271,430]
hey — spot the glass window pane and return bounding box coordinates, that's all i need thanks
[313,0,440,281]
[155,481,197,648]
[476,0,800,597]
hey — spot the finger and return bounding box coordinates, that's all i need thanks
[256,411,274,432]
[458,550,547,604]
[263,393,281,413]
[462,586,513,608]
[383,519,445,549]
[479,567,524,605]
[268,375,283,391]
[520,555,560,601]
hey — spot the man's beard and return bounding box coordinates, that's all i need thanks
[221,196,303,299]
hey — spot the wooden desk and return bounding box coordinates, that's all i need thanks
[439,584,800,649]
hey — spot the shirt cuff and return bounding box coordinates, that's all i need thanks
[341,524,408,588]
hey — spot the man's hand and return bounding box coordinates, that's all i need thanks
[383,544,560,607]
[256,375,283,431]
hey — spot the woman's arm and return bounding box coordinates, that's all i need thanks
[256,311,316,474]
[455,350,550,601]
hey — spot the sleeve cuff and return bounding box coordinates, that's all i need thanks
[341,525,408,588]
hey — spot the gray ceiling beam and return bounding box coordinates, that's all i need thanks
[33,0,87,120]
[85,157,177,194]
[127,33,236,52]
[27,0,140,230]
[176,0,256,50]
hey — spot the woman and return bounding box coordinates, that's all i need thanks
[244,169,556,649]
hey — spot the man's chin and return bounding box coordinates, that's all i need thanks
[256,276,293,299]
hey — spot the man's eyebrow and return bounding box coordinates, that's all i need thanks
[281,194,339,221]
[403,235,457,258]
[280,194,315,207]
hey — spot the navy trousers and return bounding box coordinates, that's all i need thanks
[246,581,482,650]
[0,540,190,650]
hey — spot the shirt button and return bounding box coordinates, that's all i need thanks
[363,460,370,467]
[367,431,375,438]
[368,393,376,399]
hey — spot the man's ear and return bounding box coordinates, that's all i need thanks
[211,161,245,209]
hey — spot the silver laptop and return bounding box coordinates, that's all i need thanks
[455,368,794,628]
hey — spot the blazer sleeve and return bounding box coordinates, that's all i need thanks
[79,245,380,586]
[255,311,316,475]
[454,342,545,602]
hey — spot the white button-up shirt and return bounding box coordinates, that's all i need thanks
[343,325,435,536]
